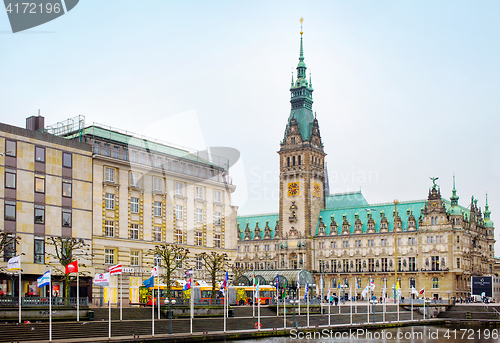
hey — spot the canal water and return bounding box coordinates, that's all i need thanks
[226,324,500,343]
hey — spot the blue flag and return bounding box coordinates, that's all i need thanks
[37,270,51,288]
[304,283,309,299]
[143,275,154,288]
[276,274,279,290]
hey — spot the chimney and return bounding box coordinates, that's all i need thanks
[26,111,45,131]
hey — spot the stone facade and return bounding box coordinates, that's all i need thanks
[0,120,93,299]
[73,125,237,305]
[236,29,495,301]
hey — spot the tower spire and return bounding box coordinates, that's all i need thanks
[484,193,491,218]
[296,17,306,78]
[450,173,459,205]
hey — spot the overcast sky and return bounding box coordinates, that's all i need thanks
[1,1,499,249]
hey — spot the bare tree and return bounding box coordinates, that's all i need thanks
[196,251,230,300]
[46,237,91,298]
[231,263,244,286]
[0,232,20,272]
[148,244,189,298]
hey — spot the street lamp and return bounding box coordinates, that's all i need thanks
[164,298,177,334]
[290,299,299,327]
[340,284,347,304]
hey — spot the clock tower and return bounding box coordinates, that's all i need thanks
[278,20,326,271]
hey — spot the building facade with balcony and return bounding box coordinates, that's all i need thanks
[235,27,495,301]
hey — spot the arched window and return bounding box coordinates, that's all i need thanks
[409,278,415,289]
[343,278,349,287]
[331,278,337,288]
[432,277,439,288]
[298,155,301,165]
[431,217,435,225]
[292,156,296,166]
[287,157,290,167]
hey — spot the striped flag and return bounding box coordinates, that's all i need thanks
[37,270,51,288]
[109,264,122,275]
[304,283,309,299]
[296,274,300,289]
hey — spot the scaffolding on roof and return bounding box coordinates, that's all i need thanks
[42,115,85,137]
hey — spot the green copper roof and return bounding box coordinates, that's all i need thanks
[325,191,369,209]
[484,193,494,227]
[237,213,279,240]
[65,126,225,168]
[317,199,427,235]
[284,26,315,142]
[316,197,470,235]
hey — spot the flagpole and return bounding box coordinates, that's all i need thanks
[152,276,155,336]
[223,283,226,333]
[350,286,352,325]
[397,289,400,322]
[190,277,194,334]
[366,286,371,324]
[257,292,261,331]
[108,291,111,338]
[283,290,286,329]
[49,270,52,342]
[18,270,21,323]
[328,292,330,326]
[157,274,160,324]
[298,286,300,316]
[77,271,79,322]
[383,288,386,322]
[411,291,413,321]
[306,286,309,328]
[423,291,425,320]
[120,274,122,321]
[252,279,255,318]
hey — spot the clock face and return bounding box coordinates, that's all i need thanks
[432,202,437,208]
[313,183,321,197]
[287,182,299,196]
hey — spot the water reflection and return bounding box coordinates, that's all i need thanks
[226,324,500,343]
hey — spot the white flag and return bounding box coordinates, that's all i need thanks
[411,287,419,295]
[151,266,159,277]
[361,286,368,298]
[7,256,21,271]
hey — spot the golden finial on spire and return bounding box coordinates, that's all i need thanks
[300,17,303,35]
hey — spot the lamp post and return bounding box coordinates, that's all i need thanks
[164,298,176,334]
[340,284,347,304]
[319,260,325,303]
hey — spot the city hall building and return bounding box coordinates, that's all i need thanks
[235,27,495,300]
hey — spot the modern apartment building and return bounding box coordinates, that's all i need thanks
[0,116,93,299]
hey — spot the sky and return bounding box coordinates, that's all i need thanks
[1,1,499,248]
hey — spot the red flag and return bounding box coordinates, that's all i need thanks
[109,264,122,275]
[419,287,425,295]
[65,260,78,274]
